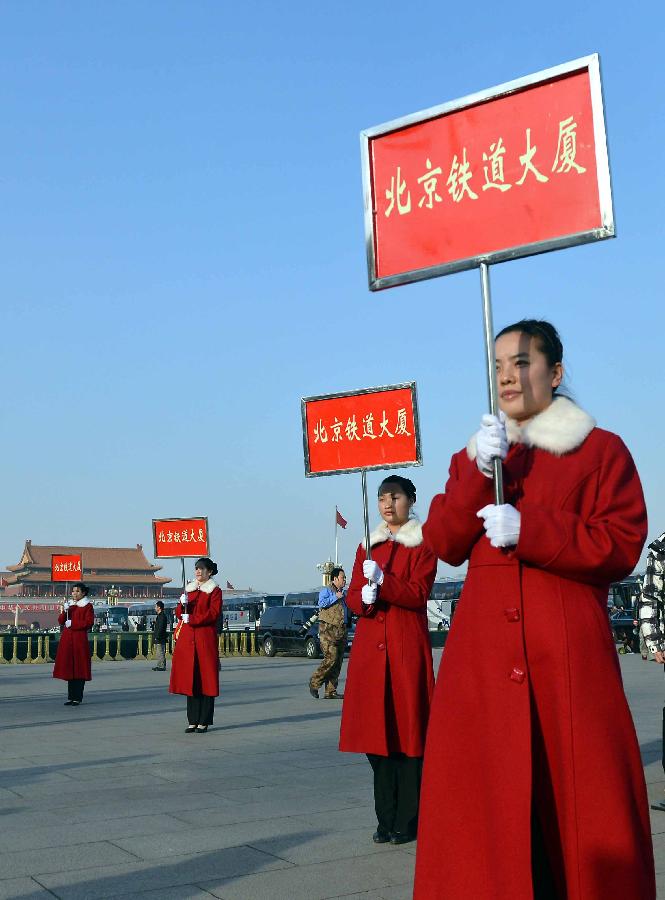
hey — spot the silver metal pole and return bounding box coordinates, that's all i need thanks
[480,262,504,505]
[334,507,338,565]
[361,470,372,562]
[181,558,187,611]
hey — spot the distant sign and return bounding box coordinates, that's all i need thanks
[152,517,209,559]
[302,383,421,477]
[51,554,82,582]
[361,54,613,289]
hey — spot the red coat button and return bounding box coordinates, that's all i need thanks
[377,643,385,651]
[510,667,525,684]
[504,608,520,622]
[377,615,385,623]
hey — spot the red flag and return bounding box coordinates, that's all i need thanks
[336,509,348,529]
[226,580,235,590]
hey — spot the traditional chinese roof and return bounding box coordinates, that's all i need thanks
[5,541,170,585]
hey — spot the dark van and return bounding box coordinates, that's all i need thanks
[258,605,321,658]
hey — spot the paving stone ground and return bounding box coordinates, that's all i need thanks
[0,650,662,899]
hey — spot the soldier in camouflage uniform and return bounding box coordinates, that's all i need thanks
[638,532,665,802]
[638,532,665,664]
[309,567,347,700]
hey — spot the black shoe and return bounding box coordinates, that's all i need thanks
[389,831,415,845]
[309,686,319,699]
[64,700,74,706]
[152,667,165,671]
[71,700,81,706]
[324,692,344,699]
[373,828,390,844]
[185,725,197,733]
[196,725,208,733]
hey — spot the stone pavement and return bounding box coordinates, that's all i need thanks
[0,651,662,899]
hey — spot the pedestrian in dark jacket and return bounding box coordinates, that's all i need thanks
[152,601,168,671]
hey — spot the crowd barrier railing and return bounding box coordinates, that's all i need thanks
[0,629,266,663]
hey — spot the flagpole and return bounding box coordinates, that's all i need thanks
[334,507,338,565]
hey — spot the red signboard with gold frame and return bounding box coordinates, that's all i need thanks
[302,383,421,477]
[361,54,613,290]
[152,517,209,559]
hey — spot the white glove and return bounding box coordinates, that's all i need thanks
[477,504,521,548]
[363,560,384,584]
[181,613,190,624]
[64,620,72,628]
[179,593,187,603]
[475,413,508,477]
[361,584,377,606]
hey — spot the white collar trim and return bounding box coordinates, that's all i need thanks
[186,578,217,594]
[76,598,90,607]
[367,517,423,549]
[467,397,595,459]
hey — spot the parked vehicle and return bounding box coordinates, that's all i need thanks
[610,607,640,654]
[258,605,321,658]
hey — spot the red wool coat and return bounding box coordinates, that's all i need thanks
[339,518,437,757]
[53,601,94,681]
[169,580,222,698]
[414,398,655,900]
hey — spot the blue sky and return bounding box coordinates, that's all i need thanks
[1,1,663,592]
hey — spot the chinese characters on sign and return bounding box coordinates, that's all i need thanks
[303,384,421,476]
[51,555,82,582]
[363,60,612,286]
[152,517,209,559]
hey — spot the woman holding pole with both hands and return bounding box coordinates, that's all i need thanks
[340,476,437,846]
[169,557,222,733]
[53,582,94,706]
[414,320,655,899]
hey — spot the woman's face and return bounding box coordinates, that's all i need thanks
[71,586,85,602]
[195,566,211,583]
[495,331,563,424]
[378,487,413,531]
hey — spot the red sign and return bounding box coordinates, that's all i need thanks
[302,383,421,476]
[362,55,613,289]
[51,555,82,582]
[0,604,60,612]
[152,517,209,559]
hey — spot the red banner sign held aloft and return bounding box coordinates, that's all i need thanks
[362,55,612,289]
[152,517,209,559]
[51,554,82,582]
[302,383,421,477]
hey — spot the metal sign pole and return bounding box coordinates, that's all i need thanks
[480,262,504,505]
[181,558,187,612]
[361,470,372,562]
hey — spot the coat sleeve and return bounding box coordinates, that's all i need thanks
[379,543,438,611]
[189,587,223,626]
[346,544,375,617]
[515,435,647,585]
[57,611,66,626]
[423,449,495,566]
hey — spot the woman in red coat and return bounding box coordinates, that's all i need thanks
[414,320,655,900]
[53,582,94,706]
[340,476,437,846]
[169,557,222,733]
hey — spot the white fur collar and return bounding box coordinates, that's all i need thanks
[467,397,595,459]
[76,599,90,607]
[186,578,217,594]
[367,517,423,549]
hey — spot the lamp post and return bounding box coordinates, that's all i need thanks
[316,559,334,587]
[106,585,122,607]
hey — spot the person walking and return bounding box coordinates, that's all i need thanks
[309,566,347,700]
[152,600,168,671]
[339,476,437,846]
[169,557,222,733]
[414,319,655,900]
[53,582,94,706]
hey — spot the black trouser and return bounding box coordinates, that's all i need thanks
[67,679,85,702]
[367,753,422,836]
[187,695,214,726]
